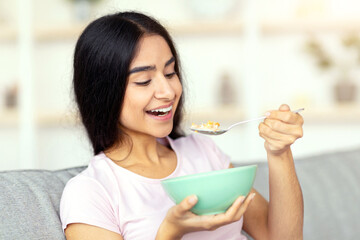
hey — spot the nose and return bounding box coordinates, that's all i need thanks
[154,73,175,100]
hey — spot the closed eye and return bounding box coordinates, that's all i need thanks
[135,79,151,86]
[165,72,176,79]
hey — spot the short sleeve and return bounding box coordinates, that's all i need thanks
[60,175,120,234]
[190,134,231,170]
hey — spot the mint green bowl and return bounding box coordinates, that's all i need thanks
[161,165,257,215]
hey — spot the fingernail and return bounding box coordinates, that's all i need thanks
[188,195,198,205]
[250,193,256,200]
[265,112,271,117]
[235,196,245,205]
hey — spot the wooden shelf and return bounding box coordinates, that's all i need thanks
[2,18,360,43]
[0,25,17,42]
[184,105,245,124]
[35,23,87,42]
[32,18,360,41]
[262,18,360,34]
[300,104,360,124]
[187,104,360,125]
[0,110,80,127]
[167,21,244,36]
[37,112,80,127]
[0,23,87,43]
[171,18,360,35]
[2,104,360,128]
[0,109,18,127]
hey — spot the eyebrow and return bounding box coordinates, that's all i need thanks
[128,56,175,75]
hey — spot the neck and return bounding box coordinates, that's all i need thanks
[105,129,178,179]
[105,130,168,165]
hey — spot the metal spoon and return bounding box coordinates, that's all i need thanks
[190,108,304,136]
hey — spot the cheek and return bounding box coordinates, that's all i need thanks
[120,90,146,122]
[173,81,183,112]
[174,79,183,98]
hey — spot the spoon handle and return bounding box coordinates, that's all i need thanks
[293,108,305,113]
[226,116,266,130]
[226,108,305,130]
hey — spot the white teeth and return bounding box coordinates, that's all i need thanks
[150,105,172,113]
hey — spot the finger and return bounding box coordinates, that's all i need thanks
[266,109,304,125]
[199,196,245,229]
[259,126,292,149]
[234,193,256,219]
[174,195,198,216]
[263,119,303,138]
[265,104,290,114]
[260,133,291,153]
[279,103,290,111]
[216,194,254,225]
[194,194,254,231]
[224,196,245,218]
[259,122,298,143]
[264,104,290,117]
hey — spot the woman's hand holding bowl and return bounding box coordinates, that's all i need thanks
[156,193,255,239]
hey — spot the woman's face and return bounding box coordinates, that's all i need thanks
[120,35,182,138]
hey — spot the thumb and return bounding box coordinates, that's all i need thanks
[176,195,198,215]
[279,104,290,111]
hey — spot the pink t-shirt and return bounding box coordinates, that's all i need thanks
[60,134,247,240]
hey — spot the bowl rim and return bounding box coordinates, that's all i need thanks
[161,164,257,184]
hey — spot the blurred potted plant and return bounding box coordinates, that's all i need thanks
[67,0,102,22]
[4,82,18,110]
[305,35,360,103]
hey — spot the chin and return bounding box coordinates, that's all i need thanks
[152,127,173,138]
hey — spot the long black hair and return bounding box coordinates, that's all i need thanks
[73,11,184,155]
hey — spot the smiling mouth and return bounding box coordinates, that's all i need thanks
[146,105,173,117]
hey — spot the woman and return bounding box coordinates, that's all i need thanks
[60,11,304,240]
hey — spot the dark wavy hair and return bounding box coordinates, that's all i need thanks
[73,11,184,155]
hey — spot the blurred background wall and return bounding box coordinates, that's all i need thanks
[1,0,360,170]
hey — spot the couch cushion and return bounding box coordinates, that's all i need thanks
[247,148,360,240]
[0,166,85,240]
[1,148,359,240]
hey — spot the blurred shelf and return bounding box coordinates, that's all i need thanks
[172,18,360,35]
[0,25,17,42]
[185,106,245,124]
[168,21,244,36]
[34,18,360,41]
[35,23,87,42]
[0,110,79,127]
[3,19,360,43]
[188,104,360,125]
[0,109,18,127]
[262,18,360,34]
[37,112,80,127]
[0,23,87,43]
[300,104,360,124]
[1,104,360,128]
[33,22,245,41]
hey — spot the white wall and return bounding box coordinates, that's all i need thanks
[1,0,360,170]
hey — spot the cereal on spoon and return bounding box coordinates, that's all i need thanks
[191,121,220,132]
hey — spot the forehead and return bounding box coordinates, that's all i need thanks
[130,35,173,67]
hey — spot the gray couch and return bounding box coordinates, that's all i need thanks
[1,148,359,240]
